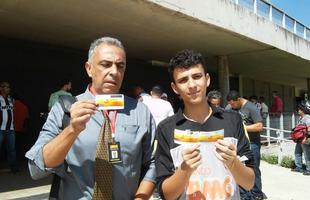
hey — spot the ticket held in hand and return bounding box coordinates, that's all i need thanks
[95,94,124,110]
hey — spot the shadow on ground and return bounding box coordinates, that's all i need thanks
[0,158,52,193]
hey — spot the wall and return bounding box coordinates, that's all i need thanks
[0,37,171,145]
[240,76,295,111]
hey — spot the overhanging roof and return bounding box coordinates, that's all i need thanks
[1,0,310,88]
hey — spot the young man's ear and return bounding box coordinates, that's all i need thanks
[206,73,210,87]
[85,62,92,78]
[171,82,179,95]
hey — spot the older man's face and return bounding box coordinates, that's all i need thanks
[86,44,126,94]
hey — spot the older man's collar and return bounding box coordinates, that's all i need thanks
[84,85,95,99]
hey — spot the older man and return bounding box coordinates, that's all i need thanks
[26,37,156,199]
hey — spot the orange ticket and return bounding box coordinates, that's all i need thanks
[95,94,124,110]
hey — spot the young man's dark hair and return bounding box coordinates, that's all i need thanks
[226,90,241,101]
[168,49,206,82]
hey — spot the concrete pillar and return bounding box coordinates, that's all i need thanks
[307,78,310,99]
[218,55,230,106]
[238,74,243,97]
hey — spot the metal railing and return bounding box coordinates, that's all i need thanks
[231,0,310,41]
[263,112,296,139]
[261,112,297,164]
[261,126,293,164]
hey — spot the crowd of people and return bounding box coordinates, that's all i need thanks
[1,36,309,200]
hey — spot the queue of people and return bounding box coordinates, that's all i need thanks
[1,36,308,199]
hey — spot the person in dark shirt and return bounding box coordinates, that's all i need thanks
[227,90,264,200]
[155,49,254,200]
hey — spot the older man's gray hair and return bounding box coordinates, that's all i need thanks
[88,37,125,62]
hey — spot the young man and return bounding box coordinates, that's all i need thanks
[155,50,254,200]
[26,37,156,199]
[227,91,264,200]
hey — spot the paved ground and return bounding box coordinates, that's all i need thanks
[0,160,51,200]
[260,160,308,200]
[0,147,309,200]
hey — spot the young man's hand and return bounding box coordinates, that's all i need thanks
[181,143,201,173]
[214,139,237,170]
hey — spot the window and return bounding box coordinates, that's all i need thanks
[296,22,305,37]
[272,7,283,27]
[285,15,294,32]
[239,0,254,11]
[257,0,270,19]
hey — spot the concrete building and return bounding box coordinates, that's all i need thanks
[0,0,310,113]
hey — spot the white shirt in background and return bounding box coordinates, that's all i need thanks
[143,98,174,126]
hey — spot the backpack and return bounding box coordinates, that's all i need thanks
[49,95,77,199]
[291,123,308,143]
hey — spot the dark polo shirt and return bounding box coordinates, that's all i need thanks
[155,106,254,198]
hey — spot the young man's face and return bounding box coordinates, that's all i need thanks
[171,64,210,105]
[85,44,126,94]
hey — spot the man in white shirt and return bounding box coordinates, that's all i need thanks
[143,85,174,126]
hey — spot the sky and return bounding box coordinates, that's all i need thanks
[269,0,310,27]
